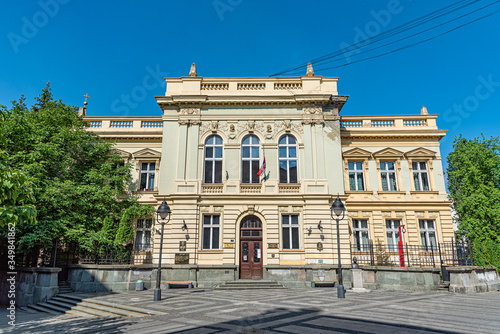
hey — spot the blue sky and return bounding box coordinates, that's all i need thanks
[1,0,499,175]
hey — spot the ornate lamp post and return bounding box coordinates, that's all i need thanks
[330,195,346,299]
[154,198,171,301]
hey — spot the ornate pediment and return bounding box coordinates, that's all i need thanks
[372,147,404,159]
[132,148,161,159]
[404,147,437,159]
[113,148,132,160]
[342,147,372,159]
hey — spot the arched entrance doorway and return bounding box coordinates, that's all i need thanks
[239,216,263,279]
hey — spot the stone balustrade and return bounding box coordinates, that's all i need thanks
[340,115,437,130]
[84,117,163,134]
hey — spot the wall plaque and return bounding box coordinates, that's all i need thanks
[268,243,278,249]
[224,243,234,249]
[179,241,186,251]
[175,253,189,264]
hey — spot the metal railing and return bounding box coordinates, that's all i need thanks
[351,240,473,268]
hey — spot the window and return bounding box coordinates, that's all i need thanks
[204,135,223,184]
[282,215,299,249]
[135,219,152,251]
[419,219,437,251]
[202,215,220,249]
[380,161,397,191]
[278,135,298,183]
[386,219,401,251]
[241,135,260,183]
[352,219,370,251]
[140,162,155,191]
[348,162,364,191]
[412,161,430,191]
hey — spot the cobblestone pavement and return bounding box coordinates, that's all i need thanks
[1,289,499,333]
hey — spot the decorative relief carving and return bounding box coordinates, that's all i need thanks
[180,107,200,115]
[178,119,189,125]
[274,120,304,134]
[303,107,322,114]
[211,120,218,132]
[199,121,212,135]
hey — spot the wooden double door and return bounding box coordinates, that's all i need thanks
[239,216,263,279]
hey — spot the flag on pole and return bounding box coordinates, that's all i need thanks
[257,156,266,176]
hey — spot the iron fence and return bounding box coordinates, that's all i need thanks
[351,240,473,268]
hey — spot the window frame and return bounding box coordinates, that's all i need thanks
[278,135,298,184]
[348,161,365,191]
[134,218,152,251]
[380,161,398,191]
[202,215,220,250]
[139,162,156,191]
[419,219,437,251]
[241,135,261,184]
[385,219,401,252]
[281,214,300,250]
[352,219,370,251]
[203,135,224,184]
[412,161,430,191]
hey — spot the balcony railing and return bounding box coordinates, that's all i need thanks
[340,116,437,130]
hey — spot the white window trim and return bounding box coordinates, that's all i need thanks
[380,161,398,191]
[278,135,298,184]
[352,219,370,251]
[135,218,152,251]
[139,162,156,191]
[281,214,300,250]
[241,135,260,184]
[348,161,365,191]
[412,161,430,191]
[202,215,220,249]
[204,136,223,184]
[419,219,437,251]
[385,219,401,251]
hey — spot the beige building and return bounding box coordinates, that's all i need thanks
[85,64,453,287]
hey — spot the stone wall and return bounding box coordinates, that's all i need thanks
[448,266,499,293]
[0,268,60,307]
[361,266,441,291]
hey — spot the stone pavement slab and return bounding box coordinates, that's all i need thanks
[1,289,499,333]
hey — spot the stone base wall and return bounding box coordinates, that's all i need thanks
[448,266,499,293]
[361,266,441,291]
[0,268,60,307]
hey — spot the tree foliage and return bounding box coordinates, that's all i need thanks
[0,83,151,258]
[447,135,500,268]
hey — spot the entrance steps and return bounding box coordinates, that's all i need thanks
[438,281,450,291]
[215,280,287,290]
[26,294,166,318]
[58,281,74,294]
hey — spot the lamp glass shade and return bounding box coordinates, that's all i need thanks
[157,199,171,220]
[330,196,345,217]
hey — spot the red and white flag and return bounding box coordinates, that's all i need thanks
[257,156,266,176]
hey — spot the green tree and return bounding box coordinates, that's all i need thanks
[0,83,150,261]
[447,135,500,268]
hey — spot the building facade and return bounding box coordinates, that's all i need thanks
[85,65,453,287]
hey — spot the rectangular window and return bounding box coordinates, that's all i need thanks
[202,215,220,249]
[412,161,430,191]
[386,219,401,251]
[348,161,365,191]
[135,219,152,251]
[352,219,370,251]
[419,219,437,251]
[282,215,299,249]
[140,162,156,191]
[380,161,398,191]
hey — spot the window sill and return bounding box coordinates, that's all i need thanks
[410,191,439,195]
[134,190,158,194]
[377,191,406,195]
[345,190,373,195]
[279,249,305,253]
[198,249,224,253]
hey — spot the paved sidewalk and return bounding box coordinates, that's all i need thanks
[1,289,499,333]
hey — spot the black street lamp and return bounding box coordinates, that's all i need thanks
[330,195,346,299]
[154,198,171,301]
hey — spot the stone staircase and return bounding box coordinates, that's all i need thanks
[438,281,450,292]
[26,293,165,317]
[58,281,73,294]
[215,280,287,290]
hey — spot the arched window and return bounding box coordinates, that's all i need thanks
[241,135,260,183]
[278,135,298,183]
[204,135,223,183]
